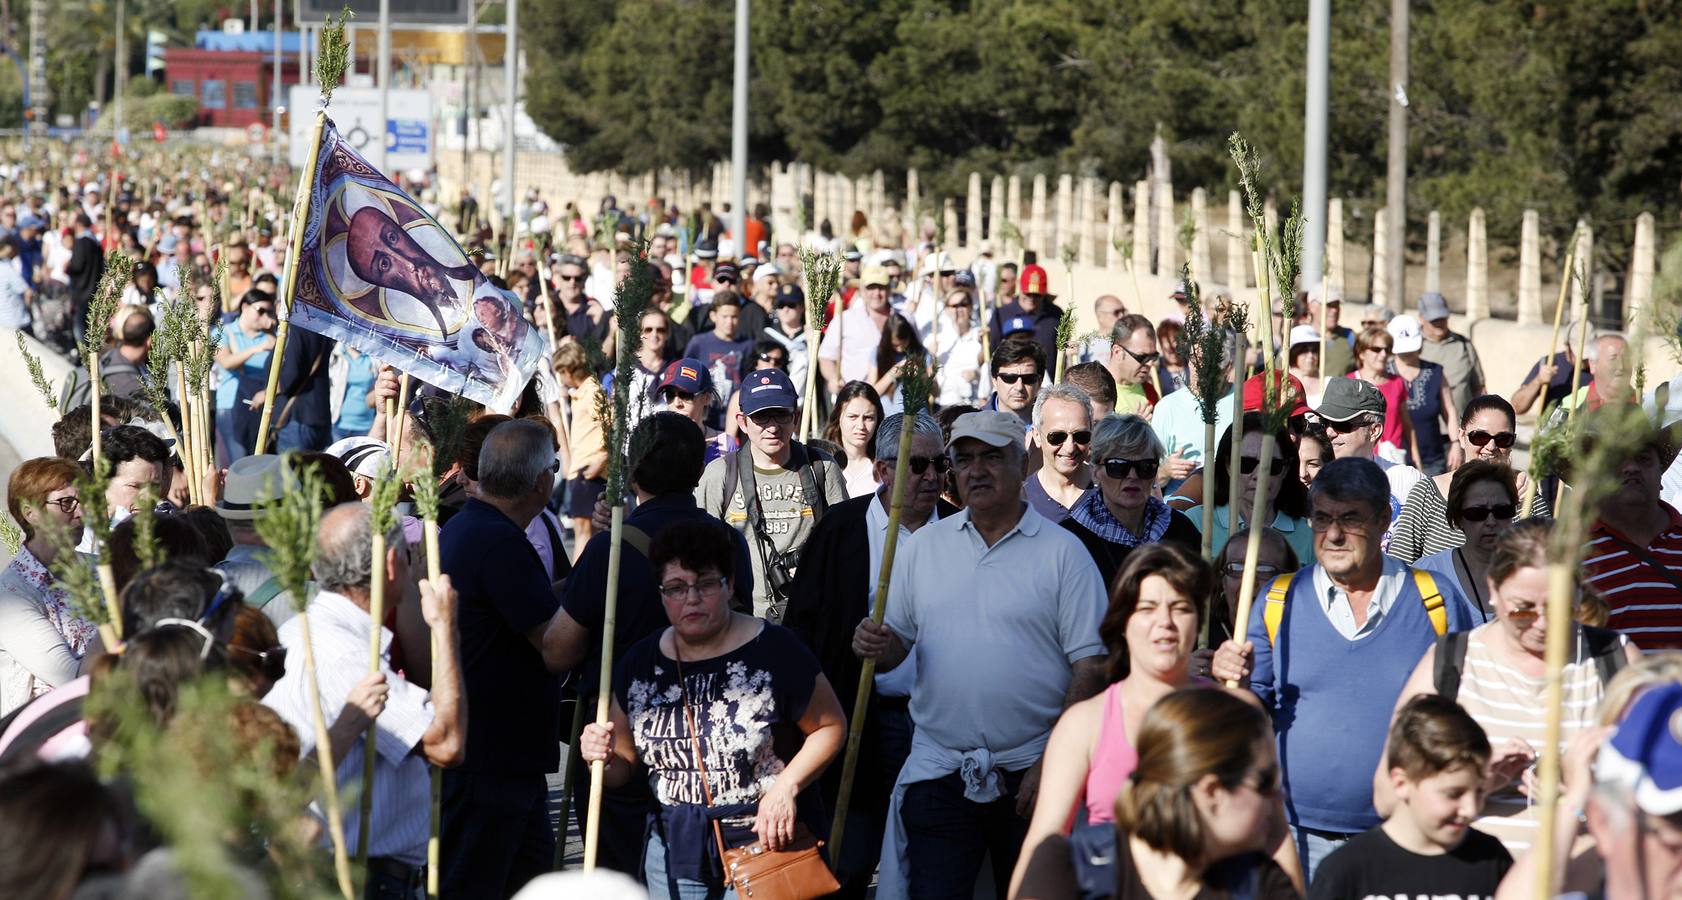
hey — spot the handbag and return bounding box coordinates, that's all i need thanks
[675,648,839,899]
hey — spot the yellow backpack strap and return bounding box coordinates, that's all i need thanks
[1262,573,1296,646]
[1412,569,1448,636]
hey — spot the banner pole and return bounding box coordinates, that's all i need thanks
[254,110,329,455]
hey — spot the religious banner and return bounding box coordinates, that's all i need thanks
[286,119,542,411]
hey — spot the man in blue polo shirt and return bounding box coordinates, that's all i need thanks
[1212,456,1479,879]
[438,418,563,898]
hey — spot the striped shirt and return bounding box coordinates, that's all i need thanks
[1583,503,1682,651]
[1452,625,1612,853]
[262,590,435,865]
[1388,475,1552,564]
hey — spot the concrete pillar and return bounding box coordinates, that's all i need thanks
[1465,208,1489,323]
[1326,198,1345,296]
[1373,208,1390,308]
[871,171,886,236]
[1079,177,1099,266]
[967,172,984,250]
[1056,173,1075,260]
[1134,181,1153,276]
[1030,174,1047,256]
[1424,210,1441,296]
[841,178,858,243]
[1263,199,1278,244]
[1191,188,1212,286]
[1571,219,1593,326]
[1226,191,1247,289]
[943,198,959,254]
[989,175,1006,246]
[1629,211,1656,328]
[1106,181,1125,271]
[905,168,920,245]
[831,175,846,238]
[1517,209,1541,325]
[1005,176,1023,254]
[1157,181,1177,277]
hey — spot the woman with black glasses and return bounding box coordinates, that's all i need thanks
[1413,461,1521,620]
[0,458,96,718]
[1388,395,1551,563]
[1183,412,1314,566]
[1062,414,1200,588]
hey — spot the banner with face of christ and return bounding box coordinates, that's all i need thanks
[287,119,541,411]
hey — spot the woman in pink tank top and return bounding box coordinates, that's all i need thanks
[1008,544,1216,897]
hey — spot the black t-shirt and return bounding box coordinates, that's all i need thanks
[1521,351,1591,413]
[1308,825,1512,900]
[439,498,562,774]
[1017,828,1298,900]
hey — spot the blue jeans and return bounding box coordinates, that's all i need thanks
[332,423,371,444]
[900,769,1029,900]
[644,830,736,900]
[276,419,331,454]
[1292,825,1355,882]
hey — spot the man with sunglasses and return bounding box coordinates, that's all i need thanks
[553,254,609,353]
[1025,384,1094,524]
[698,367,846,621]
[1313,377,1424,546]
[988,263,1065,367]
[784,411,956,895]
[1107,313,1162,417]
[1212,457,1478,878]
[986,337,1046,430]
[266,503,466,899]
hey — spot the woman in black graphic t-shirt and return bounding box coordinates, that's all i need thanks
[579,519,846,898]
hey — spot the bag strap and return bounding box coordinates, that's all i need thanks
[794,442,829,523]
[1262,573,1296,646]
[1432,631,1471,701]
[1582,625,1630,687]
[1605,534,1682,594]
[269,341,331,444]
[620,524,652,559]
[674,646,734,888]
[1411,569,1449,636]
[245,574,285,610]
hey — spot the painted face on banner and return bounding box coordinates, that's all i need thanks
[345,205,478,335]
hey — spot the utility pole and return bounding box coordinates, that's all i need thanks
[730,0,749,256]
[113,0,125,137]
[1300,0,1330,292]
[27,0,44,140]
[378,0,391,174]
[503,0,516,243]
[1385,0,1409,310]
[272,0,282,164]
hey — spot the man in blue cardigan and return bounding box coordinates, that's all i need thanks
[1212,456,1479,880]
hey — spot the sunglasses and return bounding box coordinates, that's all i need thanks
[748,409,794,426]
[663,389,697,402]
[557,274,585,282]
[996,370,1040,385]
[947,302,972,310]
[1324,419,1370,435]
[1466,429,1517,449]
[1459,503,1517,523]
[757,353,788,367]
[715,276,738,285]
[890,455,952,475]
[642,326,668,334]
[1224,563,1281,579]
[1099,458,1159,480]
[1122,347,1161,367]
[1240,456,1287,476]
[1043,430,1091,447]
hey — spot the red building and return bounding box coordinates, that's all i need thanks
[163,31,315,129]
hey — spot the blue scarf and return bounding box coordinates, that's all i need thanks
[1070,490,1172,547]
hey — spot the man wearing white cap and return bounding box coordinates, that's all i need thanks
[853,409,1107,898]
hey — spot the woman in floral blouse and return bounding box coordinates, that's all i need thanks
[0,458,97,717]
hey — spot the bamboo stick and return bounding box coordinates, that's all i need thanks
[301,610,357,899]
[1542,234,1581,390]
[1200,419,1218,561]
[1528,562,1576,900]
[1226,430,1278,688]
[1557,312,1592,511]
[254,110,330,455]
[392,373,413,459]
[356,517,388,875]
[582,504,626,872]
[424,515,443,900]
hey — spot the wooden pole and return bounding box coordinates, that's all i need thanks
[424,516,443,900]
[1556,312,1592,511]
[582,504,626,871]
[391,373,413,459]
[356,521,389,874]
[1200,418,1218,561]
[254,110,329,455]
[301,609,357,900]
[1227,333,1246,562]
[1528,561,1576,900]
[1542,235,1580,397]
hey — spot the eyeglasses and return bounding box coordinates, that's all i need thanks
[1465,429,1517,449]
[642,326,668,335]
[946,301,972,310]
[252,307,275,318]
[658,576,728,601]
[756,352,788,367]
[1309,511,1377,534]
[1043,430,1091,447]
[1122,346,1161,367]
[748,409,794,427]
[1240,456,1287,476]
[715,276,738,285]
[43,495,81,514]
[1224,563,1282,579]
[1324,419,1370,435]
[1364,345,1393,355]
[885,455,951,475]
[1099,458,1159,480]
[996,370,1040,385]
[557,274,586,283]
[1459,503,1517,523]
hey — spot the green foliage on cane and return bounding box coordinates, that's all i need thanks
[0,514,20,557]
[799,246,845,331]
[1177,271,1230,427]
[33,468,114,627]
[1055,306,1078,359]
[409,456,442,526]
[1178,209,1197,253]
[16,330,60,414]
[1228,133,1266,227]
[139,296,182,424]
[1269,202,1305,322]
[997,220,1024,250]
[254,460,326,612]
[418,394,476,480]
[132,486,162,573]
[315,7,355,100]
[1113,234,1134,263]
[1059,241,1078,270]
[81,252,135,369]
[606,251,657,501]
[366,463,403,538]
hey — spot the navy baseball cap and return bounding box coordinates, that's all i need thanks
[1003,315,1035,337]
[775,283,805,308]
[739,368,800,414]
[658,358,714,395]
[1596,681,1682,815]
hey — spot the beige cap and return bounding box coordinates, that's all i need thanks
[861,265,892,288]
[949,410,1026,448]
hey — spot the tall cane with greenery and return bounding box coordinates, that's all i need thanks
[355,465,404,877]
[828,357,937,865]
[798,247,845,441]
[406,457,447,900]
[1175,269,1228,567]
[582,249,657,872]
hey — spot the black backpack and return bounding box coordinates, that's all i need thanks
[1433,626,1627,700]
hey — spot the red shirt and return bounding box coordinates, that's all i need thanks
[1583,502,1682,650]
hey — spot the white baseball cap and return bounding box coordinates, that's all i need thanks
[1387,313,1424,354]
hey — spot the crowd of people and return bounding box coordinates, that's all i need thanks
[0,144,1680,900]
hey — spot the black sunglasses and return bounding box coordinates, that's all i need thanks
[1240,456,1287,476]
[1099,458,1159,480]
[996,370,1040,385]
[890,455,951,475]
[1044,430,1091,447]
[757,353,788,368]
[1459,503,1517,523]
[1122,346,1161,367]
[663,389,697,402]
[1324,419,1369,435]
[1466,429,1517,449]
[557,274,586,282]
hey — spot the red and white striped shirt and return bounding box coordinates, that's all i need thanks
[1583,502,1682,651]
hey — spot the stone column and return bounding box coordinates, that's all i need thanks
[943,198,959,254]
[1079,176,1099,265]
[1465,208,1489,323]
[871,171,886,236]
[1425,210,1441,296]
[1372,208,1390,308]
[1326,198,1345,296]
[989,175,1006,246]
[1106,181,1125,271]
[1191,188,1212,286]
[1629,211,1656,328]
[1134,181,1153,276]
[1030,174,1048,257]
[811,172,828,235]
[967,172,984,250]
[905,169,920,245]
[1156,182,1177,277]
[1006,175,1023,253]
[1263,199,1278,242]
[1056,173,1075,260]
[1226,191,1246,290]
[1517,209,1541,325]
[1571,219,1593,326]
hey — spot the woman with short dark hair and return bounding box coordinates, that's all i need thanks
[0,458,96,717]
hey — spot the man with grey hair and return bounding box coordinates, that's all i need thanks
[263,503,465,896]
[438,418,564,897]
[784,411,955,895]
[854,409,1108,897]
[1024,383,1093,523]
[1212,456,1477,879]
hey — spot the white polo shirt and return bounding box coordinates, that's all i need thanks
[816,299,885,384]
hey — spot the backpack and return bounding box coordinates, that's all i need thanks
[1261,569,1448,645]
[1068,822,1262,900]
[1433,626,1627,700]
